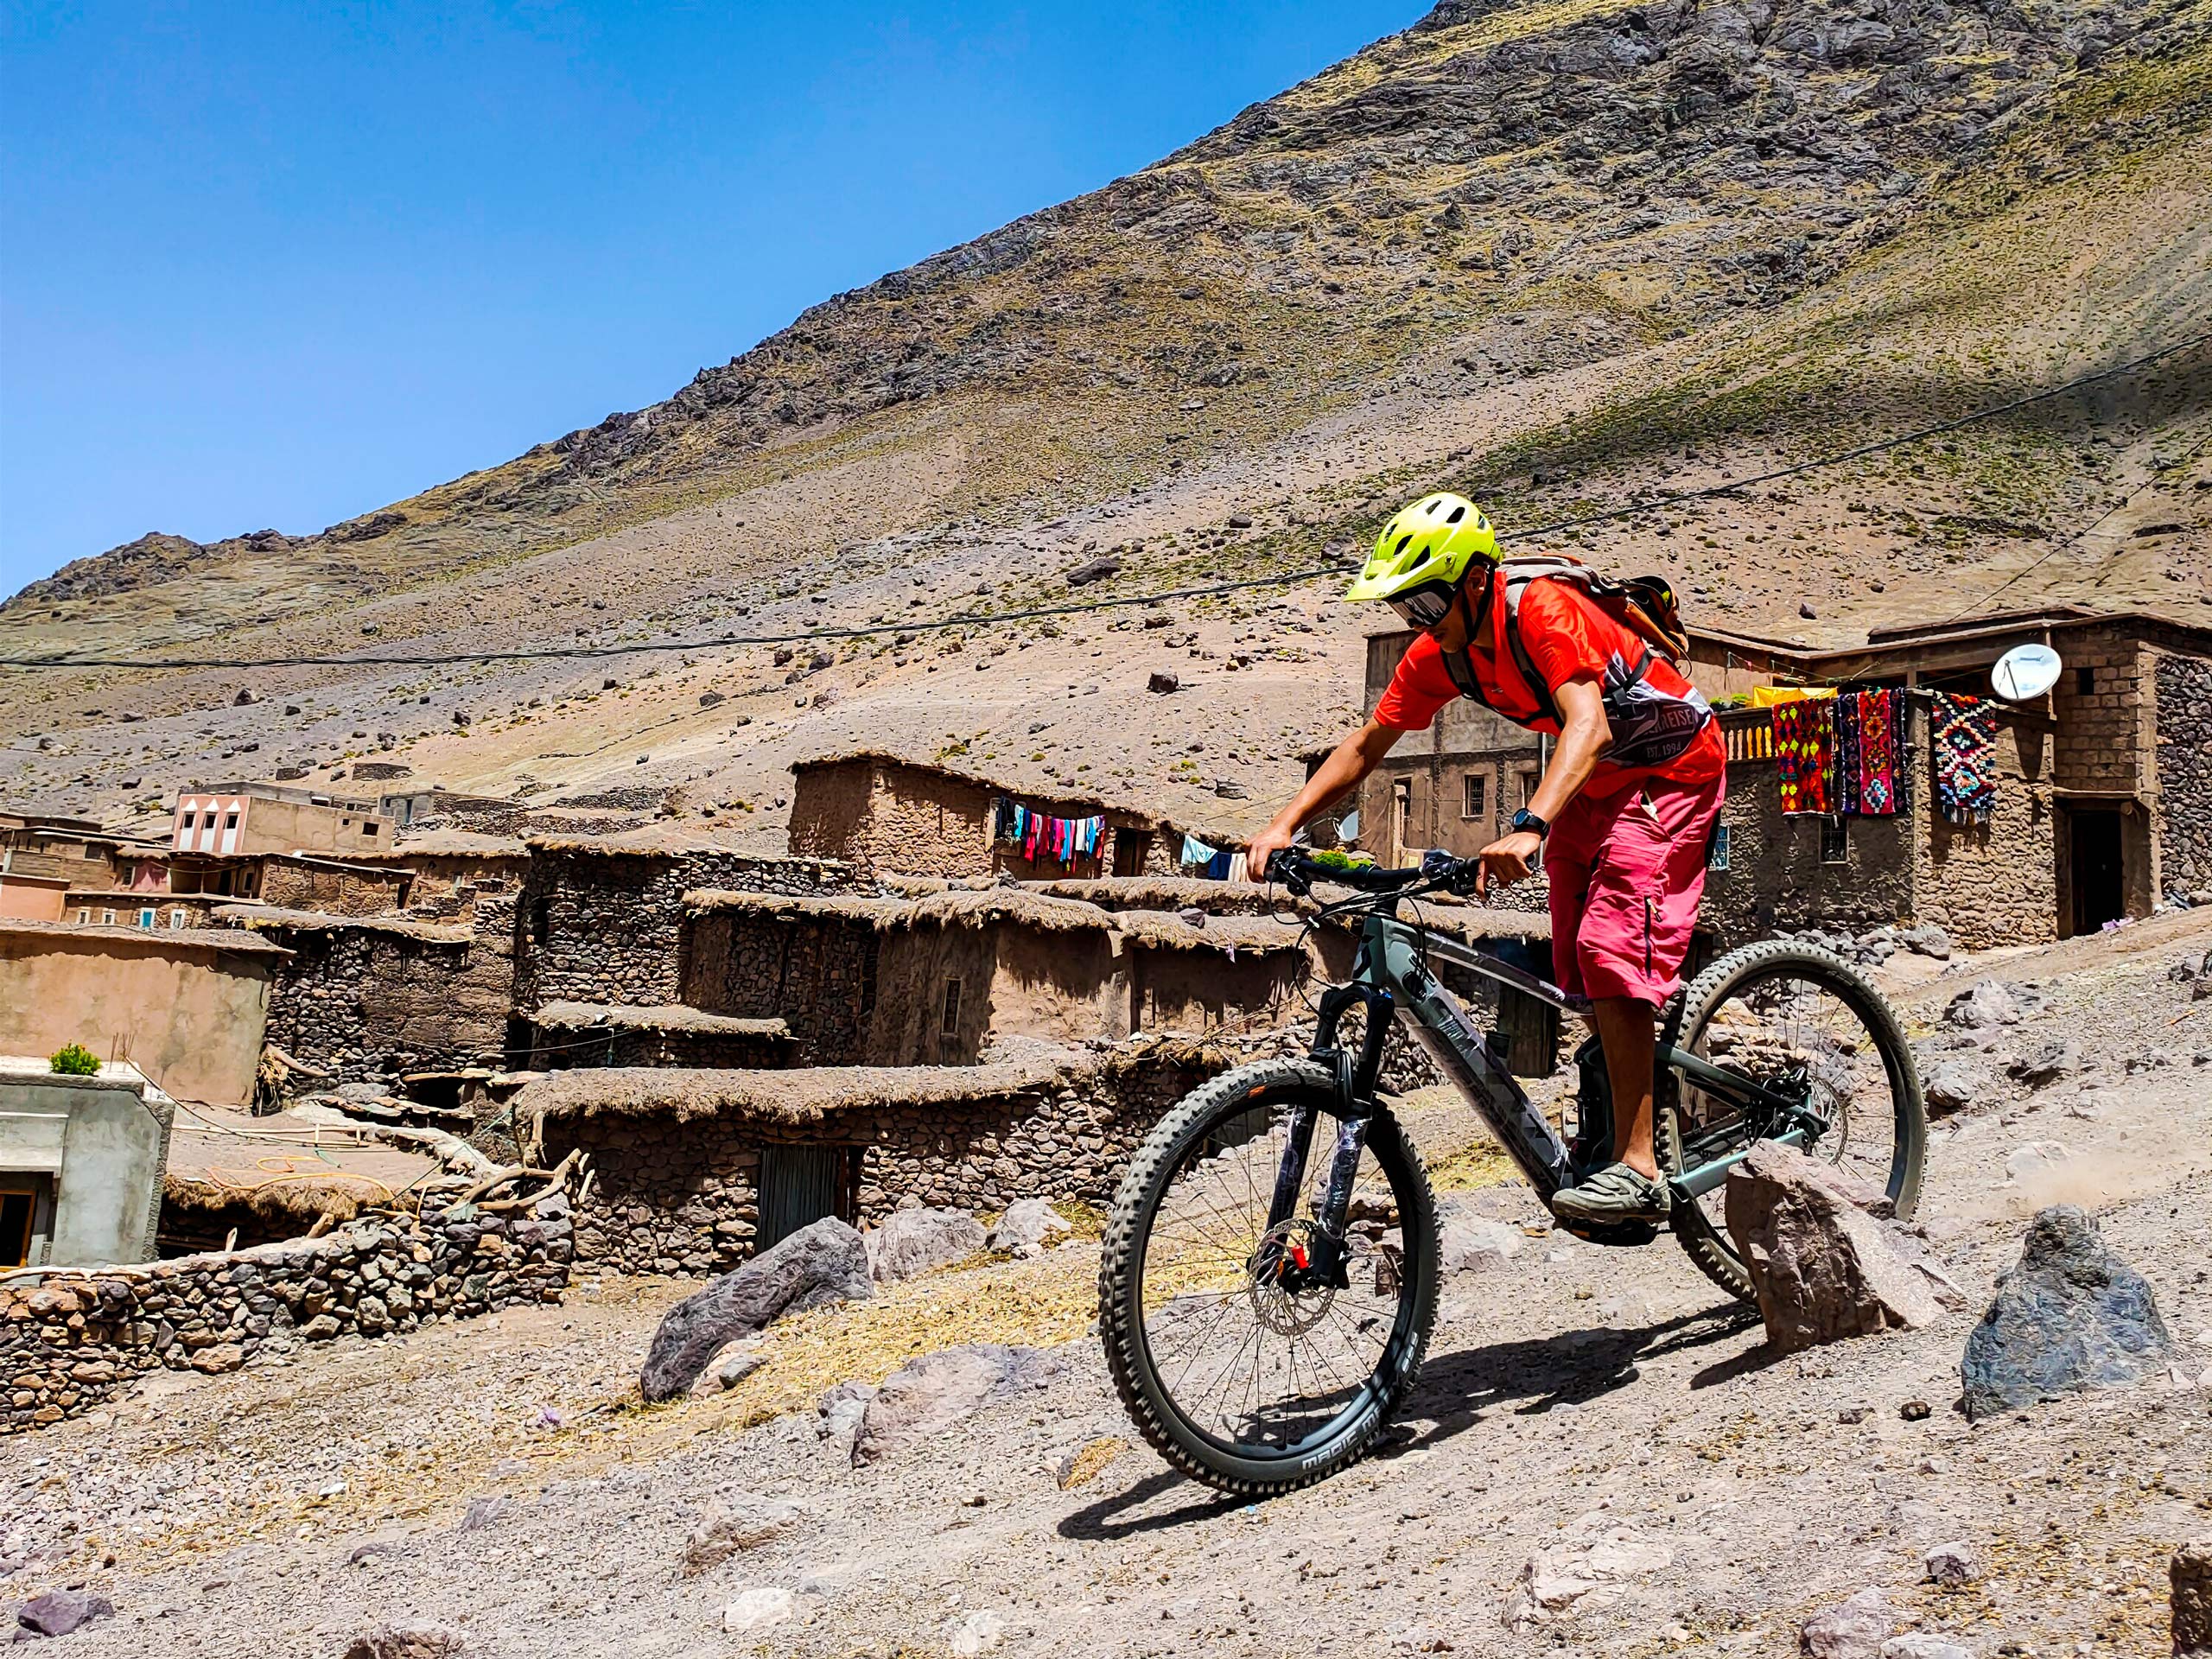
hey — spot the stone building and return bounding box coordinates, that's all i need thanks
[512,830,868,1016]
[679,887,1312,1065]
[219,900,517,1084]
[515,1041,1224,1274]
[787,751,1240,880]
[343,830,530,919]
[1357,604,2212,947]
[523,1002,796,1072]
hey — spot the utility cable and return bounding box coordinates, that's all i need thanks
[3,332,2200,674]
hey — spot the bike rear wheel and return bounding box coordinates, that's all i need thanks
[1098,1058,1439,1497]
[1658,941,1926,1303]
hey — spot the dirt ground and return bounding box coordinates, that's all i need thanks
[7,911,2210,1658]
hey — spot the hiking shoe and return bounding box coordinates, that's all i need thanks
[1551,1162,1672,1224]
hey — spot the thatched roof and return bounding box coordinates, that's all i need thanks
[1111,910,1310,956]
[1031,877,1289,915]
[351,831,530,861]
[514,1034,1227,1128]
[683,887,1117,934]
[0,916,292,958]
[161,1172,372,1226]
[213,905,474,944]
[1313,903,1553,942]
[792,748,1248,844]
[525,828,849,874]
[532,1001,791,1039]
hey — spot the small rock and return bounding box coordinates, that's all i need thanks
[1922,1060,1982,1117]
[2005,1039,2078,1088]
[455,1496,508,1534]
[2003,1141,2071,1184]
[1837,1405,1870,1424]
[1946,981,2025,1030]
[948,1609,1006,1655]
[1900,1399,1931,1421]
[13,1591,117,1638]
[1800,601,1818,619]
[987,1198,1072,1257]
[1923,1539,1980,1586]
[1439,1213,1523,1274]
[683,1497,804,1574]
[1147,671,1180,694]
[2173,1536,2211,1656]
[852,1344,1066,1466]
[1056,1436,1128,1490]
[190,1343,245,1374]
[716,1347,767,1390]
[339,1624,466,1659]
[1065,556,1122,588]
[816,1381,878,1452]
[720,1587,796,1634]
[1878,1637,1974,1659]
[1800,1587,1891,1658]
[1962,1205,2174,1420]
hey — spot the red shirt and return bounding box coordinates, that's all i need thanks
[1373,569,1724,798]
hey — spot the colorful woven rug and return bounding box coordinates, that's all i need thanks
[1773,697,1835,815]
[1833,691,1864,817]
[1858,688,1898,815]
[1933,691,1997,824]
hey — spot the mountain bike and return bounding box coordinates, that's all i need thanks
[1098,847,1926,1496]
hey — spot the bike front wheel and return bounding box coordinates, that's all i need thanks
[1098,1058,1440,1497]
[1658,940,1927,1302]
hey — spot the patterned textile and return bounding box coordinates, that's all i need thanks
[1833,690,1863,817]
[1933,691,1997,824]
[1857,688,1898,816]
[1773,697,1835,815]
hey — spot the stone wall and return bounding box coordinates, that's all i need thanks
[250,899,516,1083]
[682,910,887,1063]
[527,1023,794,1072]
[2156,652,2212,902]
[1704,754,1915,945]
[514,848,866,1011]
[0,1195,571,1433]
[1915,715,2061,950]
[542,1052,1218,1275]
[2050,626,2152,796]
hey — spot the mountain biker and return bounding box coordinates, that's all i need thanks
[1246,493,1726,1224]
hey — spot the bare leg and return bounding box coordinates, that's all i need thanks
[1592,996,1659,1179]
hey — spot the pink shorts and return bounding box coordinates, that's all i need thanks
[1546,771,1725,1007]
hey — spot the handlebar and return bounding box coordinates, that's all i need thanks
[1266,847,1480,899]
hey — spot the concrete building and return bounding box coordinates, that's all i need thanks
[1355,605,2212,947]
[0,813,168,923]
[0,1058,175,1268]
[171,781,395,859]
[0,920,286,1104]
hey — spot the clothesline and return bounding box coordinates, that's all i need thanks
[1766,684,1997,825]
[991,798,1104,866]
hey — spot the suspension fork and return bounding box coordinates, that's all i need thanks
[1260,978,1392,1289]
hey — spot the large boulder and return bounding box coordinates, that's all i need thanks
[851,1344,1065,1465]
[640,1217,872,1402]
[14,1591,117,1638]
[1724,1141,1963,1354]
[868,1206,985,1282]
[1961,1205,2174,1421]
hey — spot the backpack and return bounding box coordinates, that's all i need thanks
[1440,556,1709,765]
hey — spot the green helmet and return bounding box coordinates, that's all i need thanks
[1344,493,1498,627]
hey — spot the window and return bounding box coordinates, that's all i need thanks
[528,895,552,944]
[363,821,379,836]
[168,909,188,928]
[223,812,238,830]
[1519,772,1539,807]
[0,1183,40,1269]
[1462,773,1487,820]
[1391,778,1412,856]
[137,909,156,929]
[100,908,117,925]
[2075,665,2094,696]
[1820,818,1848,865]
[940,977,963,1037]
[1707,823,1731,873]
[74,907,91,925]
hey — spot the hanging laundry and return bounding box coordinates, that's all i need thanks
[1181,833,1217,868]
[1933,691,1998,824]
[1226,850,1249,882]
[1857,688,1899,816]
[1204,849,1233,880]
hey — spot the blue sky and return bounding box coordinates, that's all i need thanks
[0,2,1418,594]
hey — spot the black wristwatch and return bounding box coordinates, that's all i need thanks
[1510,808,1549,841]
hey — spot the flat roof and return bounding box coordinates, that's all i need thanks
[0,917,292,957]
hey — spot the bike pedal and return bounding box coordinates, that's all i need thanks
[1558,1219,1661,1248]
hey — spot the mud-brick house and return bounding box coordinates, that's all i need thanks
[787,751,1243,881]
[0,919,286,1104]
[522,1002,795,1072]
[1358,605,2212,949]
[514,1040,1226,1274]
[219,900,517,1084]
[679,888,1311,1065]
[511,830,870,1020]
[0,813,169,924]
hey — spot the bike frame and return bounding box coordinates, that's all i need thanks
[1268,899,1827,1264]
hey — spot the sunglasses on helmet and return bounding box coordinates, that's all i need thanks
[1387,583,1459,631]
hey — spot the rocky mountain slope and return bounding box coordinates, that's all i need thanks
[3,0,2209,837]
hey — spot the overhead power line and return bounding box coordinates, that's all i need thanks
[3,332,2202,674]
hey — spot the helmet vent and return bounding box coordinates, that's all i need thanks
[1446,505,1465,524]
[1394,535,1412,557]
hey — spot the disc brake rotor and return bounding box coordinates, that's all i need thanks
[1246,1218,1337,1336]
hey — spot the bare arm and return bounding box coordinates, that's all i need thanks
[1245,719,1404,879]
[1475,676,1611,896]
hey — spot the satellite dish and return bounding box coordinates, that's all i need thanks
[1991,643,2063,701]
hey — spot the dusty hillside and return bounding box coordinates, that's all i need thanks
[3,0,2209,838]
